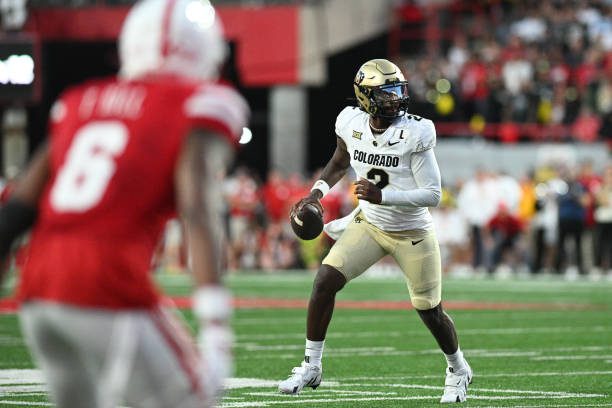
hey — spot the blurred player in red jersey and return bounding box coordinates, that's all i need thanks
[486,203,524,273]
[0,0,249,406]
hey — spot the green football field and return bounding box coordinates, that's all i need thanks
[0,272,611,407]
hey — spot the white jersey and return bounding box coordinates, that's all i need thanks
[335,106,438,232]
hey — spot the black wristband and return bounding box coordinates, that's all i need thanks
[0,199,37,260]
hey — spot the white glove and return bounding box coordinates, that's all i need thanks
[193,286,233,405]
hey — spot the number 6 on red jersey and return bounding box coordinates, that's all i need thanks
[50,121,128,212]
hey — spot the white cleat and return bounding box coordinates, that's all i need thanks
[278,361,322,395]
[440,363,473,403]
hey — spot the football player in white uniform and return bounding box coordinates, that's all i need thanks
[278,59,472,403]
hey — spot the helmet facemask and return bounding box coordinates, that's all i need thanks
[362,82,410,119]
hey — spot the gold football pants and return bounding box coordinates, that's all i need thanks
[323,212,442,310]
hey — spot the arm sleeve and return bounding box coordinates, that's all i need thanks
[380,149,442,207]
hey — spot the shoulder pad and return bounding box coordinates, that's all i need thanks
[411,117,436,153]
[49,84,85,125]
[335,106,362,137]
[184,84,250,141]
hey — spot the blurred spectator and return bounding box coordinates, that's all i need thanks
[554,167,590,274]
[155,219,186,273]
[501,42,532,96]
[486,203,524,273]
[517,171,537,223]
[495,171,522,212]
[224,167,261,244]
[578,159,603,228]
[572,107,602,142]
[260,222,300,270]
[431,196,469,274]
[221,168,358,271]
[593,165,612,273]
[511,10,546,43]
[149,161,612,276]
[531,172,565,273]
[399,0,612,143]
[457,169,497,273]
[261,170,291,223]
[578,159,603,271]
[446,34,469,81]
[229,222,262,270]
[459,51,489,120]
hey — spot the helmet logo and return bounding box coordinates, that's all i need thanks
[356,70,365,85]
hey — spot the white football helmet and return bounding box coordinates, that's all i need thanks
[119,0,226,80]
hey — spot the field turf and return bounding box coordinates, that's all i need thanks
[0,272,610,407]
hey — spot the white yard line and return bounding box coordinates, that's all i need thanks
[245,390,399,397]
[468,346,611,353]
[239,325,611,341]
[531,355,612,361]
[346,383,606,398]
[0,369,43,384]
[460,326,610,335]
[0,337,24,346]
[0,385,48,396]
[471,396,610,400]
[221,394,610,408]
[1,369,608,407]
[239,344,396,352]
[324,350,541,358]
[469,404,612,408]
[238,344,612,360]
[236,345,611,356]
[340,370,612,380]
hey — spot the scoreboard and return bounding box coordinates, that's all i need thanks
[0,34,39,103]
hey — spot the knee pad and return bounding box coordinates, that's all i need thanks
[412,297,439,311]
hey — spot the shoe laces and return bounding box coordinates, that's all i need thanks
[445,367,468,386]
[289,362,318,377]
[288,362,308,377]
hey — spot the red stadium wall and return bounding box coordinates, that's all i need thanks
[219,7,298,85]
[25,5,299,86]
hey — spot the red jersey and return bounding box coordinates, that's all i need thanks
[487,213,523,237]
[18,75,248,309]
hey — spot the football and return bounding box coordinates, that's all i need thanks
[290,203,324,240]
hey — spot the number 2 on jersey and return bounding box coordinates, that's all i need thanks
[50,121,129,212]
[367,168,389,189]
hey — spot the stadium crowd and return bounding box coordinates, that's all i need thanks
[154,159,612,278]
[400,0,612,144]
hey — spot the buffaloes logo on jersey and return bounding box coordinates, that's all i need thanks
[352,130,362,140]
[356,70,365,85]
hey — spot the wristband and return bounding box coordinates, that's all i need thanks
[193,286,233,321]
[311,180,330,198]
